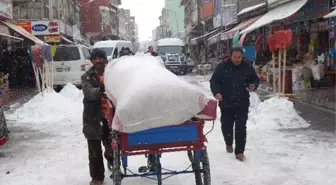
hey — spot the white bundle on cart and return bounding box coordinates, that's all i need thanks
[104,55,209,133]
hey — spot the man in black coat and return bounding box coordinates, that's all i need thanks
[81,48,113,185]
[210,47,259,161]
[145,46,158,56]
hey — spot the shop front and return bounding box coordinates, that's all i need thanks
[16,20,74,45]
[0,1,46,91]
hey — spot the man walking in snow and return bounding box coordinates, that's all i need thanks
[145,46,158,56]
[210,47,259,161]
[81,48,113,185]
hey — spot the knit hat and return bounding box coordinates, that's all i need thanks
[90,48,107,61]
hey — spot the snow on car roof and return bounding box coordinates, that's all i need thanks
[93,40,132,48]
[157,38,184,46]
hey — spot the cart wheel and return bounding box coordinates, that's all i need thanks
[188,149,211,185]
[154,154,162,185]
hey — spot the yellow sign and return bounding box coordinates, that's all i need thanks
[44,35,60,43]
[51,45,57,58]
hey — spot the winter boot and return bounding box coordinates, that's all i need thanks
[235,153,245,162]
[226,145,233,153]
[89,179,104,185]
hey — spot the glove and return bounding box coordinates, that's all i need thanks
[100,84,105,93]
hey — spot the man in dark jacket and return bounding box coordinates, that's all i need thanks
[210,47,259,161]
[81,48,113,185]
[145,46,158,56]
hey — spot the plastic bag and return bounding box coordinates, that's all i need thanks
[104,55,210,133]
[310,64,325,80]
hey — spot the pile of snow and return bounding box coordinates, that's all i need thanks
[6,84,83,123]
[248,97,310,130]
[59,83,83,102]
[249,92,261,111]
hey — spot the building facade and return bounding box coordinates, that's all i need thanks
[118,8,128,39]
[80,0,121,44]
[165,0,184,38]
[12,0,80,43]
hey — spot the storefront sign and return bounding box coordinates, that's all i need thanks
[0,0,12,20]
[287,0,329,22]
[31,21,59,35]
[199,0,214,19]
[213,0,237,28]
[16,21,32,33]
[44,35,61,42]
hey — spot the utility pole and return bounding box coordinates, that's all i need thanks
[41,0,45,19]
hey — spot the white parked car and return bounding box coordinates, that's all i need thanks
[53,45,92,91]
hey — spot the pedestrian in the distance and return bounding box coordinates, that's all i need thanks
[145,46,158,56]
[81,48,114,185]
[210,47,259,161]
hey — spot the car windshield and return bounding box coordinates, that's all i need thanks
[96,47,114,56]
[158,46,184,55]
[53,46,81,61]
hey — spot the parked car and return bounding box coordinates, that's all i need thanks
[53,45,92,91]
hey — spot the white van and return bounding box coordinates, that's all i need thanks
[53,44,92,90]
[93,40,133,61]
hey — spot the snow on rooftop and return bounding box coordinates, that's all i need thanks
[237,3,266,16]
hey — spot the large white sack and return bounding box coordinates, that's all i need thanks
[104,55,209,133]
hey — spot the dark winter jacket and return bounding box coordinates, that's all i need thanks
[145,51,158,57]
[81,67,103,140]
[210,56,259,108]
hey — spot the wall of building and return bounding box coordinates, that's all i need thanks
[0,0,12,20]
[80,0,113,35]
[165,0,184,37]
[118,8,127,39]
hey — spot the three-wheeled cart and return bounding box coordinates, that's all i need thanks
[105,99,217,185]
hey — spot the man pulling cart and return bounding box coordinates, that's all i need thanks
[82,49,217,185]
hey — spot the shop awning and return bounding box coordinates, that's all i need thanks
[207,31,222,45]
[190,28,221,45]
[240,0,308,34]
[1,21,45,45]
[61,36,74,44]
[237,3,266,16]
[324,9,336,19]
[221,15,262,41]
[0,32,24,42]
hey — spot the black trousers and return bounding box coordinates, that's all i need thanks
[220,106,249,155]
[87,120,112,181]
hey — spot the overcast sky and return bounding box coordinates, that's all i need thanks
[120,0,165,41]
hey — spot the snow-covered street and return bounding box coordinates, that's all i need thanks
[1,75,335,185]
